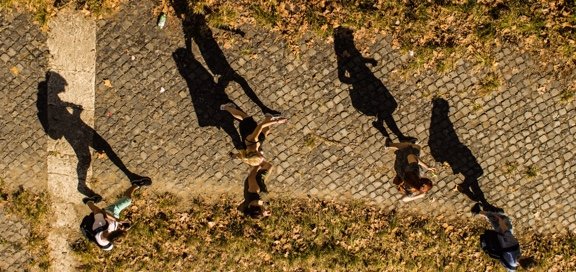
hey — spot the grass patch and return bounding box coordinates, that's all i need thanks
[561,88,575,103]
[303,134,317,149]
[478,72,501,96]
[502,161,519,175]
[71,191,576,271]
[1,0,121,26]
[525,165,539,178]
[0,182,51,270]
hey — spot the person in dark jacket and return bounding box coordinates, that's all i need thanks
[473,203,521,271]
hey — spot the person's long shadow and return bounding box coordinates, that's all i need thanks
[36,71,149,198]
[172,48,243,149]
[171,0,279,115]
[428,97,502,212]
[334,26,416,142]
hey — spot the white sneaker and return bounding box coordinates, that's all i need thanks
[401,193,426,202]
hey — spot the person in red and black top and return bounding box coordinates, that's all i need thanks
[388,139,435,201]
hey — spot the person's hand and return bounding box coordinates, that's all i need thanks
[264,115,287,124]
[273,117,287,124]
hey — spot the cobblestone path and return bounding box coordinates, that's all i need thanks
[0,12,49,271]
[1,2,575,269]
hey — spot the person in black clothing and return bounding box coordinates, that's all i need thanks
[238,161,272,219]
[472,203,521,271]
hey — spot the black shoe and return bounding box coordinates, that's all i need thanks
[131,177,152,187]
[83,195,102,204]
[471,203,482,215]
[263,109,282,117]
[384,137,392,148]
[457,183,480,202]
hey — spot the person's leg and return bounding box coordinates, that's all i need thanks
[123,184,139,198]
[104,195,133,219]
[387,141,414,150]
[92,131,150,184]
[221,103,249,120]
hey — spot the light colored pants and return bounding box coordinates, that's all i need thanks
[104,196,132,219]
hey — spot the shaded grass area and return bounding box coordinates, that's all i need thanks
[0,182,51,270]
[71,191,576,271]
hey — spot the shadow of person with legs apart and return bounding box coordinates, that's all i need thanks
[334,26,416,142]
[428,97,501,211]
[36,72,151,198]
[191,13,280,115]
[170,3,279,115]
[172,48,244,149]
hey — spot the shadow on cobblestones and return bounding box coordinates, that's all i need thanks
[334,26,416,143]
[428,97,502,212]
[171,0,280,115]
[36,71,149,197]
[172,48,244,149]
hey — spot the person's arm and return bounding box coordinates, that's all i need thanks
[87,201,104,214]
[418,160,435,172]
[246,117,286,143]
[337,57,352,84]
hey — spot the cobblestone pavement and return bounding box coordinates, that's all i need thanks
[1,2,575,267]
[0,211,31,272]
[0,13,49,271]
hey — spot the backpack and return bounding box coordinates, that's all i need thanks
[80,213,112,250]
[480,229,502,259]
[480,229,520,270]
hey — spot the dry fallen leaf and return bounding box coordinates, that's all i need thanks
[10,66,20,76]
[103,79,113,88]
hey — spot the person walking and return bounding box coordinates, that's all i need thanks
[221,103,286,166]
[81,179,150,250]
[472,203,521,271]
[237,161,272,219]
[388,139,435,201]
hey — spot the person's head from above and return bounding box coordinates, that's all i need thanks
[245,200,271,219]
[419,178,433,193]
[103,220,131,246]
[233,150,265,166]
[405,171,433,193]
[106,229,127,243]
